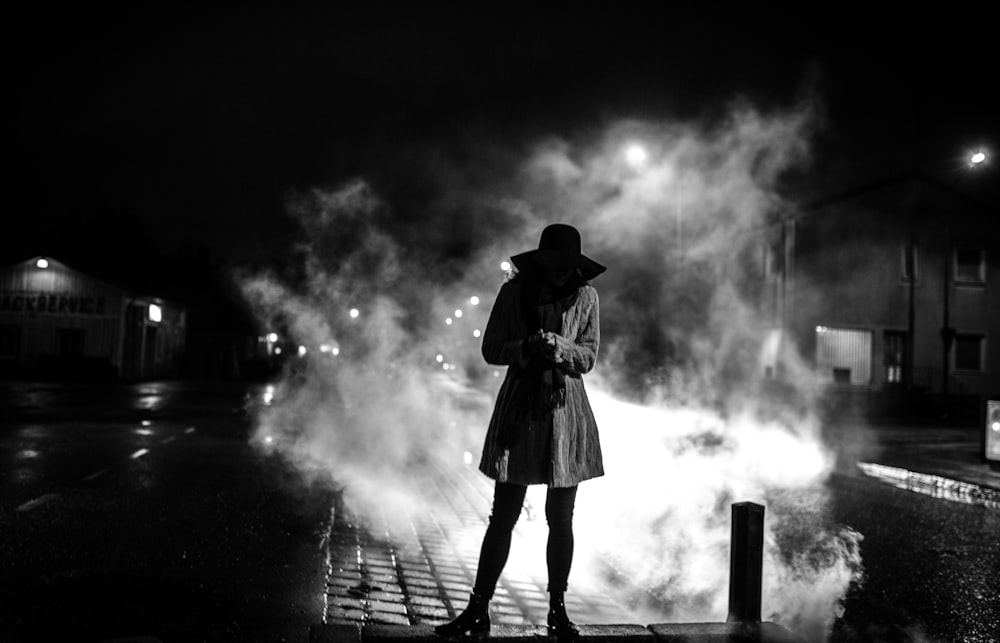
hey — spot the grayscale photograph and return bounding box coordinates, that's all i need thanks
[1,6,998,643]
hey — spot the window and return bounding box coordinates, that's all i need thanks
[954,249,985,285]
[55,328,85,359]
[901,243,918,282]
[883,330,907,384]
[0,326,19,359]
[954,334,984,372]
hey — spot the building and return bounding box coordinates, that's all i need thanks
[755,172,999,421]
[0,256,186,380]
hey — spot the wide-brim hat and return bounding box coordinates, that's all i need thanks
[510,223,606,280]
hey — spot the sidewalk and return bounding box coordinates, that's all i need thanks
[834,423,1000,508]
[315,423,1000,636]
[321,466,635,629]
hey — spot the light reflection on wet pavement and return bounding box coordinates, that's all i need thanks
[322,465,635,627]
[858,462,1000,510]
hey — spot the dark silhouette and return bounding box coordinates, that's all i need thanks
[435,224,606,640]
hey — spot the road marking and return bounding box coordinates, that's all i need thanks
[83,468,109,481]
[130,448,150,460]
[161,436,176,445]
[16,493,60,512]
[184,427,196,434]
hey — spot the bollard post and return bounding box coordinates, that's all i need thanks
[727,501,764,623]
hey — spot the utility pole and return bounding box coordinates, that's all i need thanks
[906,234,915,390]
[941,226,954,408]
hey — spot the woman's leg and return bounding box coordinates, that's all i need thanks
[436,481,527,637]
[546,485,580,639]
[472,481,528,598]
[545,485,578,594]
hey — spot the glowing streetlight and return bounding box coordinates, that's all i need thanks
[349,308,360,319]
[625,142,648,168]
[500,260,511,272]
[445,317,453,325]
[435,354,444,363]
[267,332,278,343]
[470,296,480,305]
[970,150,987,166]
[473,329,481,338]
[36,258,49,269]
[454,309,463,318]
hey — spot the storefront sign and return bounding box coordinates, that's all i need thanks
[0,292,108,316]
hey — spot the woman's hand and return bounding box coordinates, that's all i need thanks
[546,332,576,364]
[526,329,557,361]
[525,329,548,358]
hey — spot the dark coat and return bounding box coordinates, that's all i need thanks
[478,277,603,487]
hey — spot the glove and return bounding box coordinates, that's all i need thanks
[525,329,550,358]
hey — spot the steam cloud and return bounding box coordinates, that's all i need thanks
[238,98,863,640]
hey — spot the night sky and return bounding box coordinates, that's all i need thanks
[6,6,998,274]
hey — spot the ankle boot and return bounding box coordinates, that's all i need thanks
[435,592,490,638]
[547,594,579,640]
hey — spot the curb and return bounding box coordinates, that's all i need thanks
[310,622,806,643]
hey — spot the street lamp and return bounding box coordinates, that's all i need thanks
[624,142,684,267]
[625,143,648,168]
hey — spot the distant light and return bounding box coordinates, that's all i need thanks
[264,435,274,445]
[446,317,453,325]
[470,296,480,305]
[816,326,827,333]
[148,304,162,323]
[298,345,307,357]
[442,362,450,370]
[36,258,49,269]
[349,308,360,318]
[625,143,648,168]
[331,347,340,356]
[141,420,152,427]
[970,151,987,165]
[274,347,282,355]
[267,332,278,343]
[473,329,481,338]
[454,309,463,318]
[319,344,331,353]
[463,451,473,465]
[992,421,1000,432]
[493,370,500,377]
[435,354,444,363]
[500,260,512,272]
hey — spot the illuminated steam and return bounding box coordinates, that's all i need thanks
[238,99,862,639]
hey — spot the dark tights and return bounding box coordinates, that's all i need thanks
[473,482,578,599]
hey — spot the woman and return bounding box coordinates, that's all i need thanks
[435,223,605,640]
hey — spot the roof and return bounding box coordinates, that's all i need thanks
[801,170,1000,215]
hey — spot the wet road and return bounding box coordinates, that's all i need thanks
[2,381,998,642]
[0,381,336,643]
[824,473,999,642]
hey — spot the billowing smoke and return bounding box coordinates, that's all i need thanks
[237,98,863,640]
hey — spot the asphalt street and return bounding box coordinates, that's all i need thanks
[0,381,336,643]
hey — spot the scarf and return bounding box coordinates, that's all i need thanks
[515,268,583,415]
